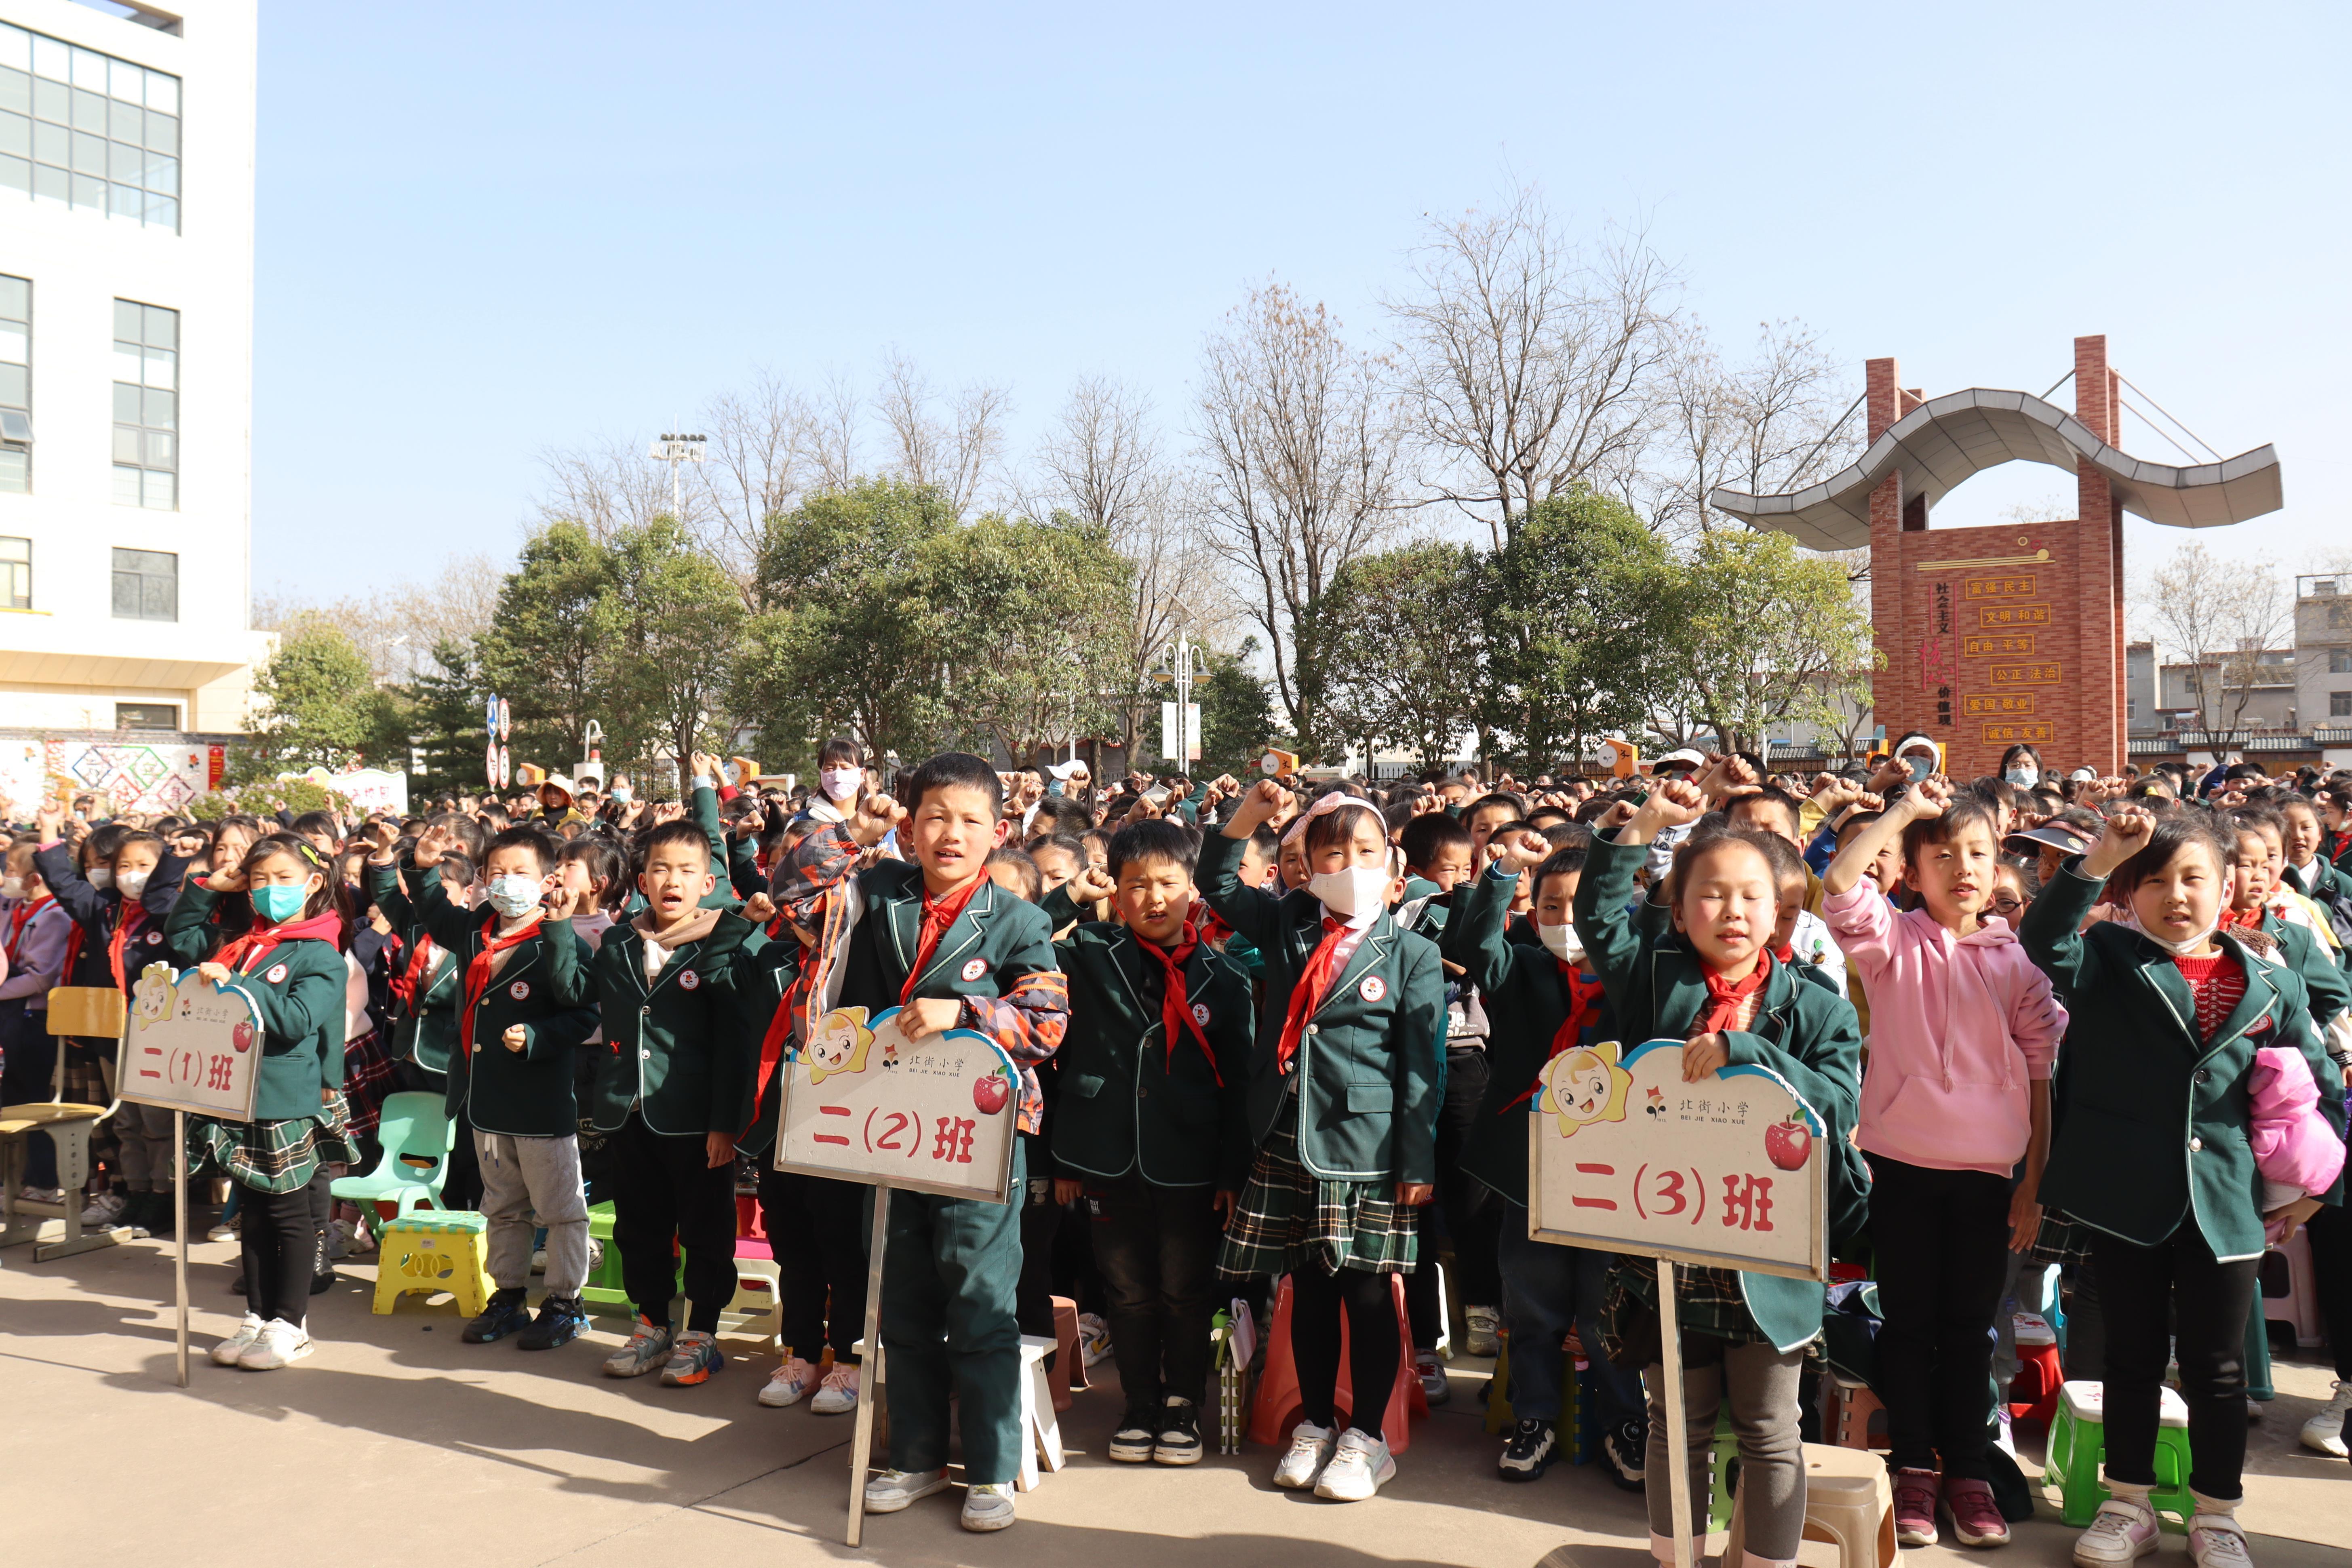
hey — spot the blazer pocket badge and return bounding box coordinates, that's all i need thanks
[263,963,289,984]
[679,969,701,990]
[509,980,530,1000]
[961,957,989,981]
[1358,974,1387,1002]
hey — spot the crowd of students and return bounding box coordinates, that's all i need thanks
[1,737,2348,1561]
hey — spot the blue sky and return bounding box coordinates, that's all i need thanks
[251,1,2352,605]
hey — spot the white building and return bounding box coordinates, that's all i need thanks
[0,0,268,756]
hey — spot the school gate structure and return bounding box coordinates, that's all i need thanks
[1709,335,2284,779]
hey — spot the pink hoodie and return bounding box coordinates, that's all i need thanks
[2251,1044,2346,1240]
[1821,882,2070,1175]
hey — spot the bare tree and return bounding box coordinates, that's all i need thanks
[1385,188,1681,546]
[2139,544,2294,744]
[532,434,696,541]
[695,370,813,593]
[1651,317,1860,544]
[1195,282,1407,756]
[807,367,864,490]
[252,554,502,683]
[876,349,1010,517]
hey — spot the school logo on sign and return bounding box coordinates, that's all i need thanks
[508,980,530,1001]
[1358,975,1386,1003]
[961,958,989,981]
[679,969,701,990]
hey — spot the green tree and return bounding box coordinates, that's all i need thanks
[1196,635,1281,777]
[1321,540,1485,769]
[235,614,400,782]
[474,521,616,771]
[1654,528,1876,757]
[602,517,747,769]
[397,636,490,799]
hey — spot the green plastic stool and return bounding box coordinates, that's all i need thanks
[580,1201,679,1314]
[1708,1406,1738,1535]
[2042,1380,2194,1531]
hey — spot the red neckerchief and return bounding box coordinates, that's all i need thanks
[1692,953,1774,1037]
[389,931,439,1010]
[1134,915,1221,1085]
[1501,960,1610,1112]
[900,871,986,1006]
[6,894,54,965]
[1275,916,1350,1074]
[1200,909,1236,946]
[106,902,150,991]
[1772,942,1796,965]
[459,910,541,1056]
[215,909,345,976]
[2218,904,2264,933]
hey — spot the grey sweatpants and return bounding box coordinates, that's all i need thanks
[474,1130,590,1295]
[1644,1334,1808,1563]
[114,1101,176,1192]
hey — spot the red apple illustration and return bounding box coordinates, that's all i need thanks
[972,1071,1010,1115]
[1763,1118,1811,1171]
[231,1019,255,1054]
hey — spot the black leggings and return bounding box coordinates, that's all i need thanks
[1290,1266,1399,1442]
[2091,1226,2259,1500]
[240,1184,318,1326]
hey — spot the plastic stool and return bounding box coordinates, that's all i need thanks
[1826,1374,1891,1450]
[1482,1333,1604,1463]
[723,1237,782,1352]
[1726,1442,1896,1568]
[2263,1229,2324,1349]
[1246,1271,1428,1454]
[581,1200,680,1314]
[1015,1334,1067,1492]
[372,1210,491,1317]
[1047,1296,1079,1412]
[2042,1380,2194,1530]
[2008,1340,2064,1429]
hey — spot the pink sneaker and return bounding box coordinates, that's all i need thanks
[1892,1468,1940,1547]
[1943,1476,2011,1547]
[2074,1497,2159,1566]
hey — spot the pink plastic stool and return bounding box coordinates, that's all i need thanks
[1245,1271,1428,1454]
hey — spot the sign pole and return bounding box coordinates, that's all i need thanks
[1657,1258,1693,1568]
[845,1178,891,1548]
[173,1109,189,1389]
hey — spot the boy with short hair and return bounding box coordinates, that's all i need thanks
[849,753,1069,1534]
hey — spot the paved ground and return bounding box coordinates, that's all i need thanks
[2,1232,2346,1568]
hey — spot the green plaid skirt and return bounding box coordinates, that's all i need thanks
[1216,1097,1418,1279]
[188,1092,362,1195]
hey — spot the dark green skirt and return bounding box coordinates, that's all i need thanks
[1217,1106,1418,1279]
[188,1091,362,1194]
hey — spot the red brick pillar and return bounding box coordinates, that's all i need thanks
[1866,358,1906,750]
[2072,336,2123,771]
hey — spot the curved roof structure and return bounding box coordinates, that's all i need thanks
[1707,387,2282,552]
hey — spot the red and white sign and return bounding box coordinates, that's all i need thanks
[117,961,265,1123]
[1527,1037,1829,1281]
[777,1005,1020,1202]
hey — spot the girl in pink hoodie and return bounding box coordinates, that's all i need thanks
[1822,778,2068,1551]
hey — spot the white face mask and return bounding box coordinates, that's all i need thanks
[2125,912,2219,958]
[487,874,543,919]
[116,869,151,899]
[86,867,114,891]
[1,876,22,900]
[820,767,862,803]
[2004,766,2038,788]
[610,787,632,803]
[1536,921,1585,965]
[1307,865,1391,925]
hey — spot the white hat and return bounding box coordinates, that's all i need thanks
[2068,767,2096,782]
[1047,759,1090,781]
[540,774,577,799]
[1653,748,1706,771]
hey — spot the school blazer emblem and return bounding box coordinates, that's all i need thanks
[508,980,529,1000]
[1191,1001,1211,1026]
[263,962,288,984]
[679,969,700,990]
[1358,974,1386,1002]
[961,957,989,981]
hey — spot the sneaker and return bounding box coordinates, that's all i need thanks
[142,1192,175,1239]
[309,1270,338,1296]
[602,1315,674,1378]
[238,1317,314,1370]
[462,1286,532,1344]
[1109,1402,1159,1463]
[1498,1417,1557,1481]
[586,1236,605,1273]
[811,1361,860,1414]
[1416,1351,1450,1406]
[1273,1418,1335,1489]
[17,1184,63,1206]
[211,1313,266,1366]
[1944,1476,2011,1547]
[1077,1311,1113,1368]
[1313,1427,1396,1501]
[2073,1497,2159,1566]
[1462,1304,1501,1358]
[531,1245,548,1274]
[960,1482,1016,1532]
[207,1218,238,1243]
[1603,1417,1647,1490]
[81,1189,128,1227]
[659,1328,722,1386]
[2187,1515,2253,1568]
[1893,1467,1941,1548]
[2299,1378,2352,1457]
[1153,1397,1203,1465]
[760,1355,817,1408]
[517,1295,586,1351]
[861,1467,948,1513]
[327,1218,355,1260]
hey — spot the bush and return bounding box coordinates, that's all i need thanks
[189,778,358,821]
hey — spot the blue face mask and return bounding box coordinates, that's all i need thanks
[251,883,308,924]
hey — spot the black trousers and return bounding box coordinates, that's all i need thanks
[611,1112,738,1333]
[241,1184,318,1325]
[0,1007,58,1189]
[1017,1148,1062,1351]
[1087,1174,1222,1409]
[1407,1044,1502,1349]
[2306,1200,2352,1382]
[759,1165,868,1361]
[1865,1153,2013,1479]
[2091,1225,2260,1499]
[1291,1266,1401,1442]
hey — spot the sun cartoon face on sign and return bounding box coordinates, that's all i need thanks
[132,964,175,1031]
[805,1008,876,1085]
[1538,1041,1634,1140]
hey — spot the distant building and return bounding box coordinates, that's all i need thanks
[2126,641,2156,734]
[2156,648,2297,735]
[2296,573,2352,728]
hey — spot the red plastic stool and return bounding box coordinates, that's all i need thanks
[2008,1341,2064,1429]
[1245,1271,1429,1454]
[1047,1296,1081,1412]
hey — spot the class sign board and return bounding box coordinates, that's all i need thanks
[776,1005,1020,1203]
[116,961,265,1123]
[1527,1037,1829,1282]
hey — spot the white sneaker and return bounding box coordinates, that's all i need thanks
[1272,1418,1335,1489]
[1078,1311,1113,1368]
[81,1191,127,1226]
[207,1218,238,1242]
[2074,1497,2160,1566]
[211,1313,266,1366]
[759,1355,816,1408]
[17,1184,63,1206]
[2188,1515,2254,1568]
[2299,1377,2352,1458]
[960,1482,1015,1532]
[238,1317,315,1370]
[530,1246,548,1274]
[1462,1304,1501,1358]
[862,1467,948,1513]
[1313,1427,1396,1501]
[1416,1351,1450,1405]
[811,1361,860,1414]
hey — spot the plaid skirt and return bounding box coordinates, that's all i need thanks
[189,1092,362,1195]
[340,1028,397,1139]
[1216,1104,1418,1279]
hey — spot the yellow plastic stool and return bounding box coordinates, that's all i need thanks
[1725,1442,1897,1568]
[372,1210,491,1317]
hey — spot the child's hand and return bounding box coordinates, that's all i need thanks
[1071,866,1117,905]
[2007,1187,2044,1253]
[412,823,451,868]
[1681,1032,1730,1081]
[362,820,400,864]
[196,961,232,987]
[34,799,63,842]
[207,854,249,892]
[848,793,900,847]
[1492,827,1553,875]
[1903,777,1953,819]
[741,892,776,925]
[705,1131,736,1169]
[2265,1193,2322,1244]
[1229,778,1288,832]
[690,750,721,782]
[1053,1177,1083,1205]
[2083,805,2155,877]
[1628,778,1705,840]
[898,996,963,1041]
[502,1023,527,1054]
[1395,1182,1435,1207]
[1593,799,1635,832]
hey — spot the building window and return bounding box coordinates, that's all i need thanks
[115,701,176,730]
[0,535,26,608]
[0,23,180,232]
[112,299,175,509]
[2332,649,2352,675]
[0,273,25,492]
[2334,691,2352,719]
[111,545,174,620]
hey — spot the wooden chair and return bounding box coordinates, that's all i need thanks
[0,987,127,1261]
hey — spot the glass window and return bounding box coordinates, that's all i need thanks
[0,536,25,609]
[2333,691,2352,719]
[0,274,23,494]
[115,702,178,731]
[110,546,175,621]
[2332,649,2352,675]
[2,26,177,232]
[113,298,175,509]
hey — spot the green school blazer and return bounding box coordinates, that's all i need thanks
[2022,862,2347,1261]
[1573,830,1865,1354]
[729,928,798,1156]
[1197,833,1447,1186]
[835,860,1057,1012]
[162,883,346,1121]
[688,780,763,907]
[587,910,757,1136]
[380,864,599,1138]
[1049,920,1254,1190]
[2268,913,2351,1037]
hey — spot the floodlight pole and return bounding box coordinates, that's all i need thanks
[649,431,706,523]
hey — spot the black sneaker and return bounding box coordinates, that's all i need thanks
[1603,1417,1647,1490]
[143,1193,176,1240]
[1109,1402,1159,1463]
[518,1294,588,1351]
[462,1287,533,1344]
[310,1270,339,1296]
[1498,1417,1557,1481]
[1153,1397,1203,1465]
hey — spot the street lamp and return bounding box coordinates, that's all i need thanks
[649,431,706,521]
[1152,630,1201,769]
